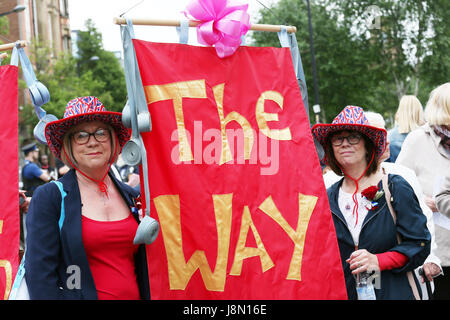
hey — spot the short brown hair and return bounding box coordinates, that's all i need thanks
[324,130,378,177]
[60,123,119,169]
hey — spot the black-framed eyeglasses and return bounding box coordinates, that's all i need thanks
[71,128,110,145]
[331,133,362,146]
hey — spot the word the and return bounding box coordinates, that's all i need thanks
[145,79,291,176]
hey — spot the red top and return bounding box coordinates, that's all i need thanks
[82,213,140,300]
[376,251,409,271]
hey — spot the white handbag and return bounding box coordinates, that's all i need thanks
[9,181,66,300]
[9,257,29,300]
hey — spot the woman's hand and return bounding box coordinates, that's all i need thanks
[424,196,438,212]
[19,190,30,213]
[126,173,140,188]
[421,262,442,282]
[346,249,380,275]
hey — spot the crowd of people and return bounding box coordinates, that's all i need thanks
[15,81,449,300]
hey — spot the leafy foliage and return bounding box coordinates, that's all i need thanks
[251,0,450,125]
[0,16,9,36]
[76,19,127,111]
[19,20,127,135]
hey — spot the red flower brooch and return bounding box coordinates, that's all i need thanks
[361,185,384,210]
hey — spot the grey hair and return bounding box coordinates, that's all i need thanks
[365,111,385,129]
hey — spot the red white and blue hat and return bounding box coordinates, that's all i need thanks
[311,105,387,160]
[45,96,130,159]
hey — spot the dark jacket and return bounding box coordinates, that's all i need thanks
[22,160,46,197]
[327,174,431,300]
[25,169,150,300]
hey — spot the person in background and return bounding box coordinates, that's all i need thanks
[324,111,443,298]
[21,142,51,197]
[313,105,430,300]
[436,175,449,216]
[112,154,140,190]
[55,158,70,178]
[367,111,441,298]
[25,96,150,300]
[18,189,30,260]
[396,82,450,299]
[387,95,425,163]
[39,154,57,180]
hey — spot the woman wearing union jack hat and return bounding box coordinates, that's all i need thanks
[312,105,430,300]
[24,96,150,300]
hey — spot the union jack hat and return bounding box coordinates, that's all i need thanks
[45,96,130,159]
[311,105,387,160]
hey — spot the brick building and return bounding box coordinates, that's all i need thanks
[1,0,72,171]
[1,0,71,105]
[1,0,71,56]
[1,0,71,144]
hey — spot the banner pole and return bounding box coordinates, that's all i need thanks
[0,41,27,52]
[113,17,296,33]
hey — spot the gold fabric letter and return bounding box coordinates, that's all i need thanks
[213,83,255,164]
[255,90,292,140]
[258,193,317,281]
[230,206,274,276]
[0,260,12,300]
[145,80,207,162]
[154,194,232,291]
[0,220,12,299]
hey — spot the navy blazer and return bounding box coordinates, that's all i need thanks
[327,174,431,300]
[25,169,150,300]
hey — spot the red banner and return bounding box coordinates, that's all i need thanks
[134,40,346,299]
[0,64,19,300]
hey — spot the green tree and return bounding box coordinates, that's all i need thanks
[331,0,450,123]
[19,19,127,138]
[252,0,450,125]
[252,0,379,121]
[76,19,127,111]
[416,0,450,99]
[0,15,9,37]
[336,0,448,95]
[19,39,104,129]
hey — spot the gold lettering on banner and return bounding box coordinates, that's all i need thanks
[255,90,292,140]
[154,194,232,291]
[1,219,13,300]
[154,192,318,290]
[0,260,12,300]
[258,193,317,281]
[144,80,207,162]
[229,206,274,276]
[213,83,255,165]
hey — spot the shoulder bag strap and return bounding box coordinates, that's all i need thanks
[51,181,67,230]
[381,172,421,300]
[382,173,397,227]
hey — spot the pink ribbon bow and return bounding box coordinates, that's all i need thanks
[184,0,251,58]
